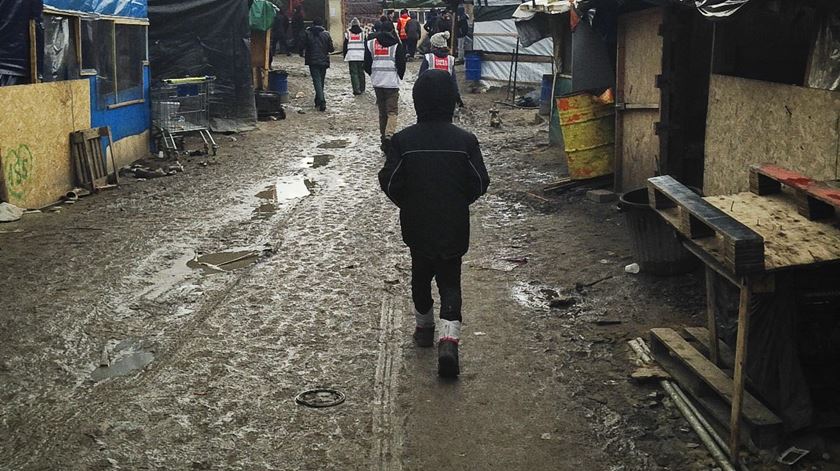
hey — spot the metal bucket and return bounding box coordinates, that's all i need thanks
[619,188,699,276]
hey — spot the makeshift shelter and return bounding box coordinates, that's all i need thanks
[472,0,554,86]
[148,0,257,132]
[0,0,151,208]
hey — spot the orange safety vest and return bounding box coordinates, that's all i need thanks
[398,15,410,40]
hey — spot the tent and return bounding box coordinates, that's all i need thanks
[472,0,554,86]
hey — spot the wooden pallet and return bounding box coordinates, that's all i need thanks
[648,328,783,448]
[70,126,118,193]
[647,176,765,274]
[750,164,840,220]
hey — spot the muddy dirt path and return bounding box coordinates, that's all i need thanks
[0,57,710,470]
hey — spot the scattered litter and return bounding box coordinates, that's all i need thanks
[295,91,306,98]
[0,229,24,234]
[778,447,810,466]
[574,275,614,291]
[48,207,61,213]
[593,319,622,326]
[599,259,610,264]
[188,249,266,273]
[686,443,701,449]
[540,433,551,440]
[630,366,670,382]
[295,388,345,408]
[489,108,501,128]
[384,279,400,285]
[121,159,184,179]
[228,136,237,142]
[625,263,640,274]
[297,109,306,114]
[90,339,155,382]
[0,202,24,222]
[473,331,487,336]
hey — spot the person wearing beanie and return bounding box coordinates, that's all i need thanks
[343,18,366,95]
[364,20,407,149]
[300,17,334,112]
[419,32,464,107]
[377,70,490,378]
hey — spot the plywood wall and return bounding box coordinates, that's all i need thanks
[704,74,840,195]
[0,80,91,209]
[615,8,663,192]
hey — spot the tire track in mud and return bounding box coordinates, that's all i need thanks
[371,295,405,471]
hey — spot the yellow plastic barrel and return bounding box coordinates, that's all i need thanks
[556,91,615,180]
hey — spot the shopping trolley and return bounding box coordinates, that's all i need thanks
[151,76,219,156]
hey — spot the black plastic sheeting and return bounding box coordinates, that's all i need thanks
[148,0,256,132]
[42,14,80,82]
[713,269,840,432]
[0,0,44,81]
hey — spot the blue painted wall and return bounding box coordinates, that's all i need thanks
[89,65,151,144]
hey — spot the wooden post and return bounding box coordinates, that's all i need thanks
[29,19,39,83]
[729,280,753,461]
[705,266,720,365]
[263,29,272,90]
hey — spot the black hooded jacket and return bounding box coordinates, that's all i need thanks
[300,25,334,67]
[363,31,406,79]
[378,70,489,259]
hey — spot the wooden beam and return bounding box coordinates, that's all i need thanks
[749,164,840,220]
[647,175,765,274]
[729,281,752,461]
[29,19,39,83]
[705,267,720,366]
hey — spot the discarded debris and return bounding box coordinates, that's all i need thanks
[593,319,622,326]
[778,447,810,466]
[295,388,345,408]
[630,366,670,382]
[540,433,551,440]
[187,248,267,273]
[0,202,24,222]
[625,263,640,274]
[549,297,576,309]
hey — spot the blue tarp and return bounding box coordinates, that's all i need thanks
[43,0,147,19]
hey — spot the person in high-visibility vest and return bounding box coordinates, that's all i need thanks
[342,18,366,95]
[397,9,410,42]
[363,21,406,149]
[419,32,464,107]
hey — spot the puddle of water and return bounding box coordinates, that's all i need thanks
[317,139,348,149]
[253,177,312,217]
[300,154,333,169]
[187,250,261,273]
[91,340,155,382]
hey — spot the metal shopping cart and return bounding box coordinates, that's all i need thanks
[151,76,219,156]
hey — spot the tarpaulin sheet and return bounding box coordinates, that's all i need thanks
[807,11,840,91]
[473,18,553,56]
[249,0,276,32]
[43,0,147,18]
[148,0,256,132]
[0,0,43,79]
[480,59,552,85]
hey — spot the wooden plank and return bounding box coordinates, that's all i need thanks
[750,164,840,220]
[729,283,752,461]
[684,326,734,369]
[703,192,840,270]
[648,175,765,274]
[615,7,663,193]
[649,328,781,427]
[704,74,840,196]
[704,268,720,366]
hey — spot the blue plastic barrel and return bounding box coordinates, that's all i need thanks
[268,70,289,103]
[539,74,553,115]
[465,53,481,81]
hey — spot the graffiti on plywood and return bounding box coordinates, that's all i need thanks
[2,144,35,200]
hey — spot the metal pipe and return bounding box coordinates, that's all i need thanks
[628,339,737,471]
[512,38,520,104]
[636,338,730,454]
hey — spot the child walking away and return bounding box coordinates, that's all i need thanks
[378,70,490,377]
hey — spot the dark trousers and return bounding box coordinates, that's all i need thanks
[411,251,463,322]
[348,61,365,94]
[309,65,327,107]
[406,38,418,57]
